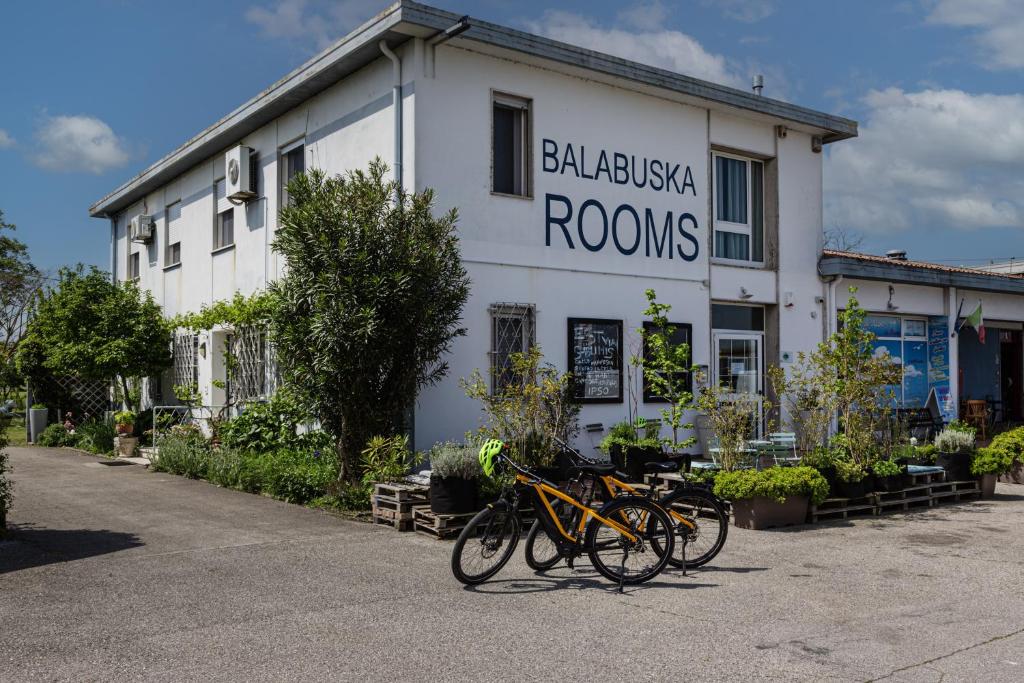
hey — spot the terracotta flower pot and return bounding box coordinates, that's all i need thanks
[731,495,809,530]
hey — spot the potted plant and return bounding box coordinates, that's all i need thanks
[113,410,139,457]
[971,447,1013,497]
[713,466,828,529]
[28,403,48,443]
[871,458,907,492]
[429,442,483,514]
[833,457,869,498]
[988,427,1024,484]
[600,420,665,481]
[934,427,975,482]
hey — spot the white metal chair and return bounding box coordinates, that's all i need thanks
[767,432,800,465]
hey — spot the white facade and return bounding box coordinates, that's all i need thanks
[96,1,916,454]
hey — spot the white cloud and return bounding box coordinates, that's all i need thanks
[0,129,13,149]
[32,114,130,174]
[927,0,1024,69]
[904,364,923,378]
[703,0,776,23]
[526,10,745,88]
[245,0,379,50]
[825,88,1024,234]
[616,2,669,31]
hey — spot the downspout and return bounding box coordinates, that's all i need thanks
[379,40,403,193]
[109,215,117,283]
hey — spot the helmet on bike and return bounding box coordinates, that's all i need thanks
[478,439,505,478]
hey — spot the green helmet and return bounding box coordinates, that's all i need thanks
[635,417,648,429]
[478,439,505,478]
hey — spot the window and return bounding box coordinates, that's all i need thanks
[711,304,765,331]
[642,321,693,402]
[862,314,929,408]
[280,140,305,207]
[568,318,623,403]
[172,332,199,390]
[228,326,269,403]
[214,208,234,250]
[489,303,535,393]
[165,201,182,267]
[492,93,531,196]
[713,152,764,263]
[128,252,140,281]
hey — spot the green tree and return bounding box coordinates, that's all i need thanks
[17,266,172,412]
[635,288,696,452]
[270,160,470,481]
[0,209,44,401]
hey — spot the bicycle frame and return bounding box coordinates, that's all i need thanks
[596,473,698,532]
[514,472,639,544]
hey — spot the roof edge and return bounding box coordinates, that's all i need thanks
[819,251,1024,296]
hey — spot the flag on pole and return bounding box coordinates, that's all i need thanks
[963,300,985,344]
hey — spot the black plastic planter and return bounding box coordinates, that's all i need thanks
[622,446,665,482]
[935,452,973,482]
[834,478,868,499]
[429,475,480,514]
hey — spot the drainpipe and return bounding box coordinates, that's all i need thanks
[109,215,117,283]
[379,40,403,193]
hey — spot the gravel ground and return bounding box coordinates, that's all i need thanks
[2,446,1024,682]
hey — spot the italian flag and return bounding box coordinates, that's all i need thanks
[963,301,986,344]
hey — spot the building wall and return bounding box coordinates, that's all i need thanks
[413,44,827,452]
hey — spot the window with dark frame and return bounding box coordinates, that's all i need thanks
[129,252,140,281]
[492,93,531,196]
[214,208,234,250]
[489,303,535,394]
[568,318,623,404]
[713,152,764,264]
[165,201,182,267]
[280,142,305,207]
[642,321,693,403]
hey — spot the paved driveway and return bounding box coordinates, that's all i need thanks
[3,446,1024,682]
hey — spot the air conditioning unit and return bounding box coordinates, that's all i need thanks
[129,214,155,243]
[226,144,258,201]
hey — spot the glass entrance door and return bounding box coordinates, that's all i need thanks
[713,332,764,434]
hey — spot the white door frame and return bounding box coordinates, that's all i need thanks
[712,330,765,435]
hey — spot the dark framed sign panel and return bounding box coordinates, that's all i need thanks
[642,321,694,403]
[568,317,623,403]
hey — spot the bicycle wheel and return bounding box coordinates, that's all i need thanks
[585,496,674,585]
[655,487,729,569]
[451,506,521,585]
[524,502,579,571]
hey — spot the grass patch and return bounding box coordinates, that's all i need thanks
[3,418,27,448]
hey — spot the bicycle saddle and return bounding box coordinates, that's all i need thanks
[572,462,618,475]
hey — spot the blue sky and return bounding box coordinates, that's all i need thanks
[2,0,1023,273]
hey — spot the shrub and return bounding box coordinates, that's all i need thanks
[935,427,975,454]
[219,391,315,454]
[834,457,868,483]
[713,466,829,506]
[76,420,116,455]
[872,458,903,477]
[988,426,1024,462]
[914,444,937,463]
[361,435,419,484]
[430,442,482,479]
[36,423,77,448]
[254,449,339,504]
[207,447,247,489]
[971,447,1015,477]
[947,419,976,436]
[150,432,210,479]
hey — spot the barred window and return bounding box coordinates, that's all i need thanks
[228,325,268,403]
[489,303,535,394]
[172,332,199,392]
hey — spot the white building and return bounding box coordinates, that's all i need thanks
[90,1,1024,453]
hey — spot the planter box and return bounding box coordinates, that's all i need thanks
[115,436,139,458]
[429,475,479,515]
[979,473,998,497]
[834,479,868,499]
[936,452,973,481]
[28,408,48,443]
[732,495,809,530]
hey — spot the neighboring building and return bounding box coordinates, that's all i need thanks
[976,259,1024,276]
[89,1,1024,454]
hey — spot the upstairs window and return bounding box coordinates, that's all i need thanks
[165,201,182,267]
[280,140,305,207]
[214,208,234,250]
[489,303,535,394]
[128,252,140,281]
[713,152,764,264]
[492,93,531,197]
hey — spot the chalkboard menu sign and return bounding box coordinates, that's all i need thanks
[568,318,623,403]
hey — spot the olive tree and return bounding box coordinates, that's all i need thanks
[270,160,470,482]
[0,210,43,402]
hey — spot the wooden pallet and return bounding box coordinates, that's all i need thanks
[413,507,477,540]
[372,496,422,531]
[373,482,429,504]
[809,495,879,523]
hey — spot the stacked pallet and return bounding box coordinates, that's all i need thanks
[372,482,430,531]
[808,473,982,523]
[413,505,538,540]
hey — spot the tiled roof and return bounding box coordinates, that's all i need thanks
[822,250,1024,281]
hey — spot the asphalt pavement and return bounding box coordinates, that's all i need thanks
[3,446,1024,682]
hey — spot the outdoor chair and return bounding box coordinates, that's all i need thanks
[766,432,800,466]
[964,400,989,440]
